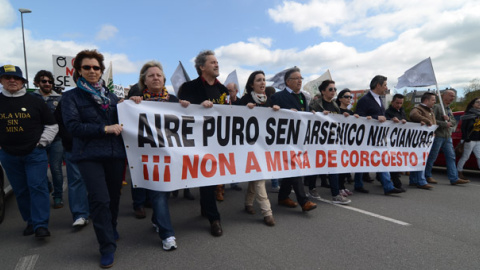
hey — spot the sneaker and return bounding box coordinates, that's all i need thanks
[332,195,351,205]
[162,236,177,251]
[344,189,353,196]
[307,189,322,200]
[53,198,64,209]
[339,189,348,197]
[72,217,89,227]
[152,223,160,233]
[270,186,280,193]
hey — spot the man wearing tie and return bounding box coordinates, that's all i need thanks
[354,75,404,195]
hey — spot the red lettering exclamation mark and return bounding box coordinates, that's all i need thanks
[142,155,149,180]
[153,156,160,181]
[423,152,428,166]
[164,156,171,182]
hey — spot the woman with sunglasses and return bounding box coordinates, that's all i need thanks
[62,50,126,268]
[308,80,351,204]
[335,89,358,195]
[238,70,279,226]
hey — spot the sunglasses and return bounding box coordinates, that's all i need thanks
[81,65,101,71]
[342,95,352,99]
[41,80,53,84]
[328,87,337,92]
[2,75,22,80]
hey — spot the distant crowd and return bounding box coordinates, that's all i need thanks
[1,48,479,269]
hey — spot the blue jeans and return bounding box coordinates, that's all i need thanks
[271,179,279,188]
[328,174,340,197]
[131,186,147,209]
[425,137,458,182]
[64,151,89,221]
[354,172,394,192]
[46,139,64,199]
[148,190,174,240]
[409,171,428,186]
[0,148,50,230]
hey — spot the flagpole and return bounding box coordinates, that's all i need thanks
[429,57,446,116]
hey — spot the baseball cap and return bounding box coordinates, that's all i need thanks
[0,65,28,83]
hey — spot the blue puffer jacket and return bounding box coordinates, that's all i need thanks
[61,87,126,162]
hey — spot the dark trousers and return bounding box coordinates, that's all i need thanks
[278,176,308,206]
[78,159,125,255]
[304,175,317,190]
[338,173,350,189]
[200,185,220,223]
[328,174,340,197]
[390,172,402,188]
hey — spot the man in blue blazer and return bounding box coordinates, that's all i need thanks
[270,67,317,212]
[354,75,405,195]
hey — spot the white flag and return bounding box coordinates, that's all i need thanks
[267,67,295,90]
[170,61,190,95]
[223,69,239,89]
[102,61,114,92]
[396,57,437,88]
[303,70,333,96]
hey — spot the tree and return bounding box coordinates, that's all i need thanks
[457,78,480,111]
[401,89,415,121]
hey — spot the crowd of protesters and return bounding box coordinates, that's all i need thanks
[1,48,478,269]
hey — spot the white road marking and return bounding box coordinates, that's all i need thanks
[319,198,411,226]
[15,254,39,270]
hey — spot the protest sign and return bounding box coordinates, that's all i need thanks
[52,55,75,88]
[118,101,436,191]
[113,84,125,98]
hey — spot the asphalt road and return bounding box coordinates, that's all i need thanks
[1,169,479,270]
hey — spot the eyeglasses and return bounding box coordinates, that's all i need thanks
[342,95,352,99]
[328,87,337,92]
[2,75,22,80]
[81,65,101,71]
[289,77,303,81]
[41,80,53,84]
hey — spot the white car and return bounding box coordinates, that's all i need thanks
[0,162,13,224]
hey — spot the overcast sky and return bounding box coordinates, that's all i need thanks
[1,0,479,96]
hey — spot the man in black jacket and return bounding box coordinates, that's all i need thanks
[385,94,407,189]
[177,50,229,237]
[354,75,404,195]
[270,67,317,212]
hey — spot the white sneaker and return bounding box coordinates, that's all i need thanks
[162,236,177,251]
[270,186,280,193]
[307,189,322,200]
[339,189,348,197]
[152,223,159,233]
[332,195,351,205]
[72,217,88,227]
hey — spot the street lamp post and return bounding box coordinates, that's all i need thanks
[19,8,32,89]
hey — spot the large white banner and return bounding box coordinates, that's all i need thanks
[118,101,436,191]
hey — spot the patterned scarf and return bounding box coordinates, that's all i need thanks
[76,77,110,111]
[251,91,267,105]
[143,87,169,101]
